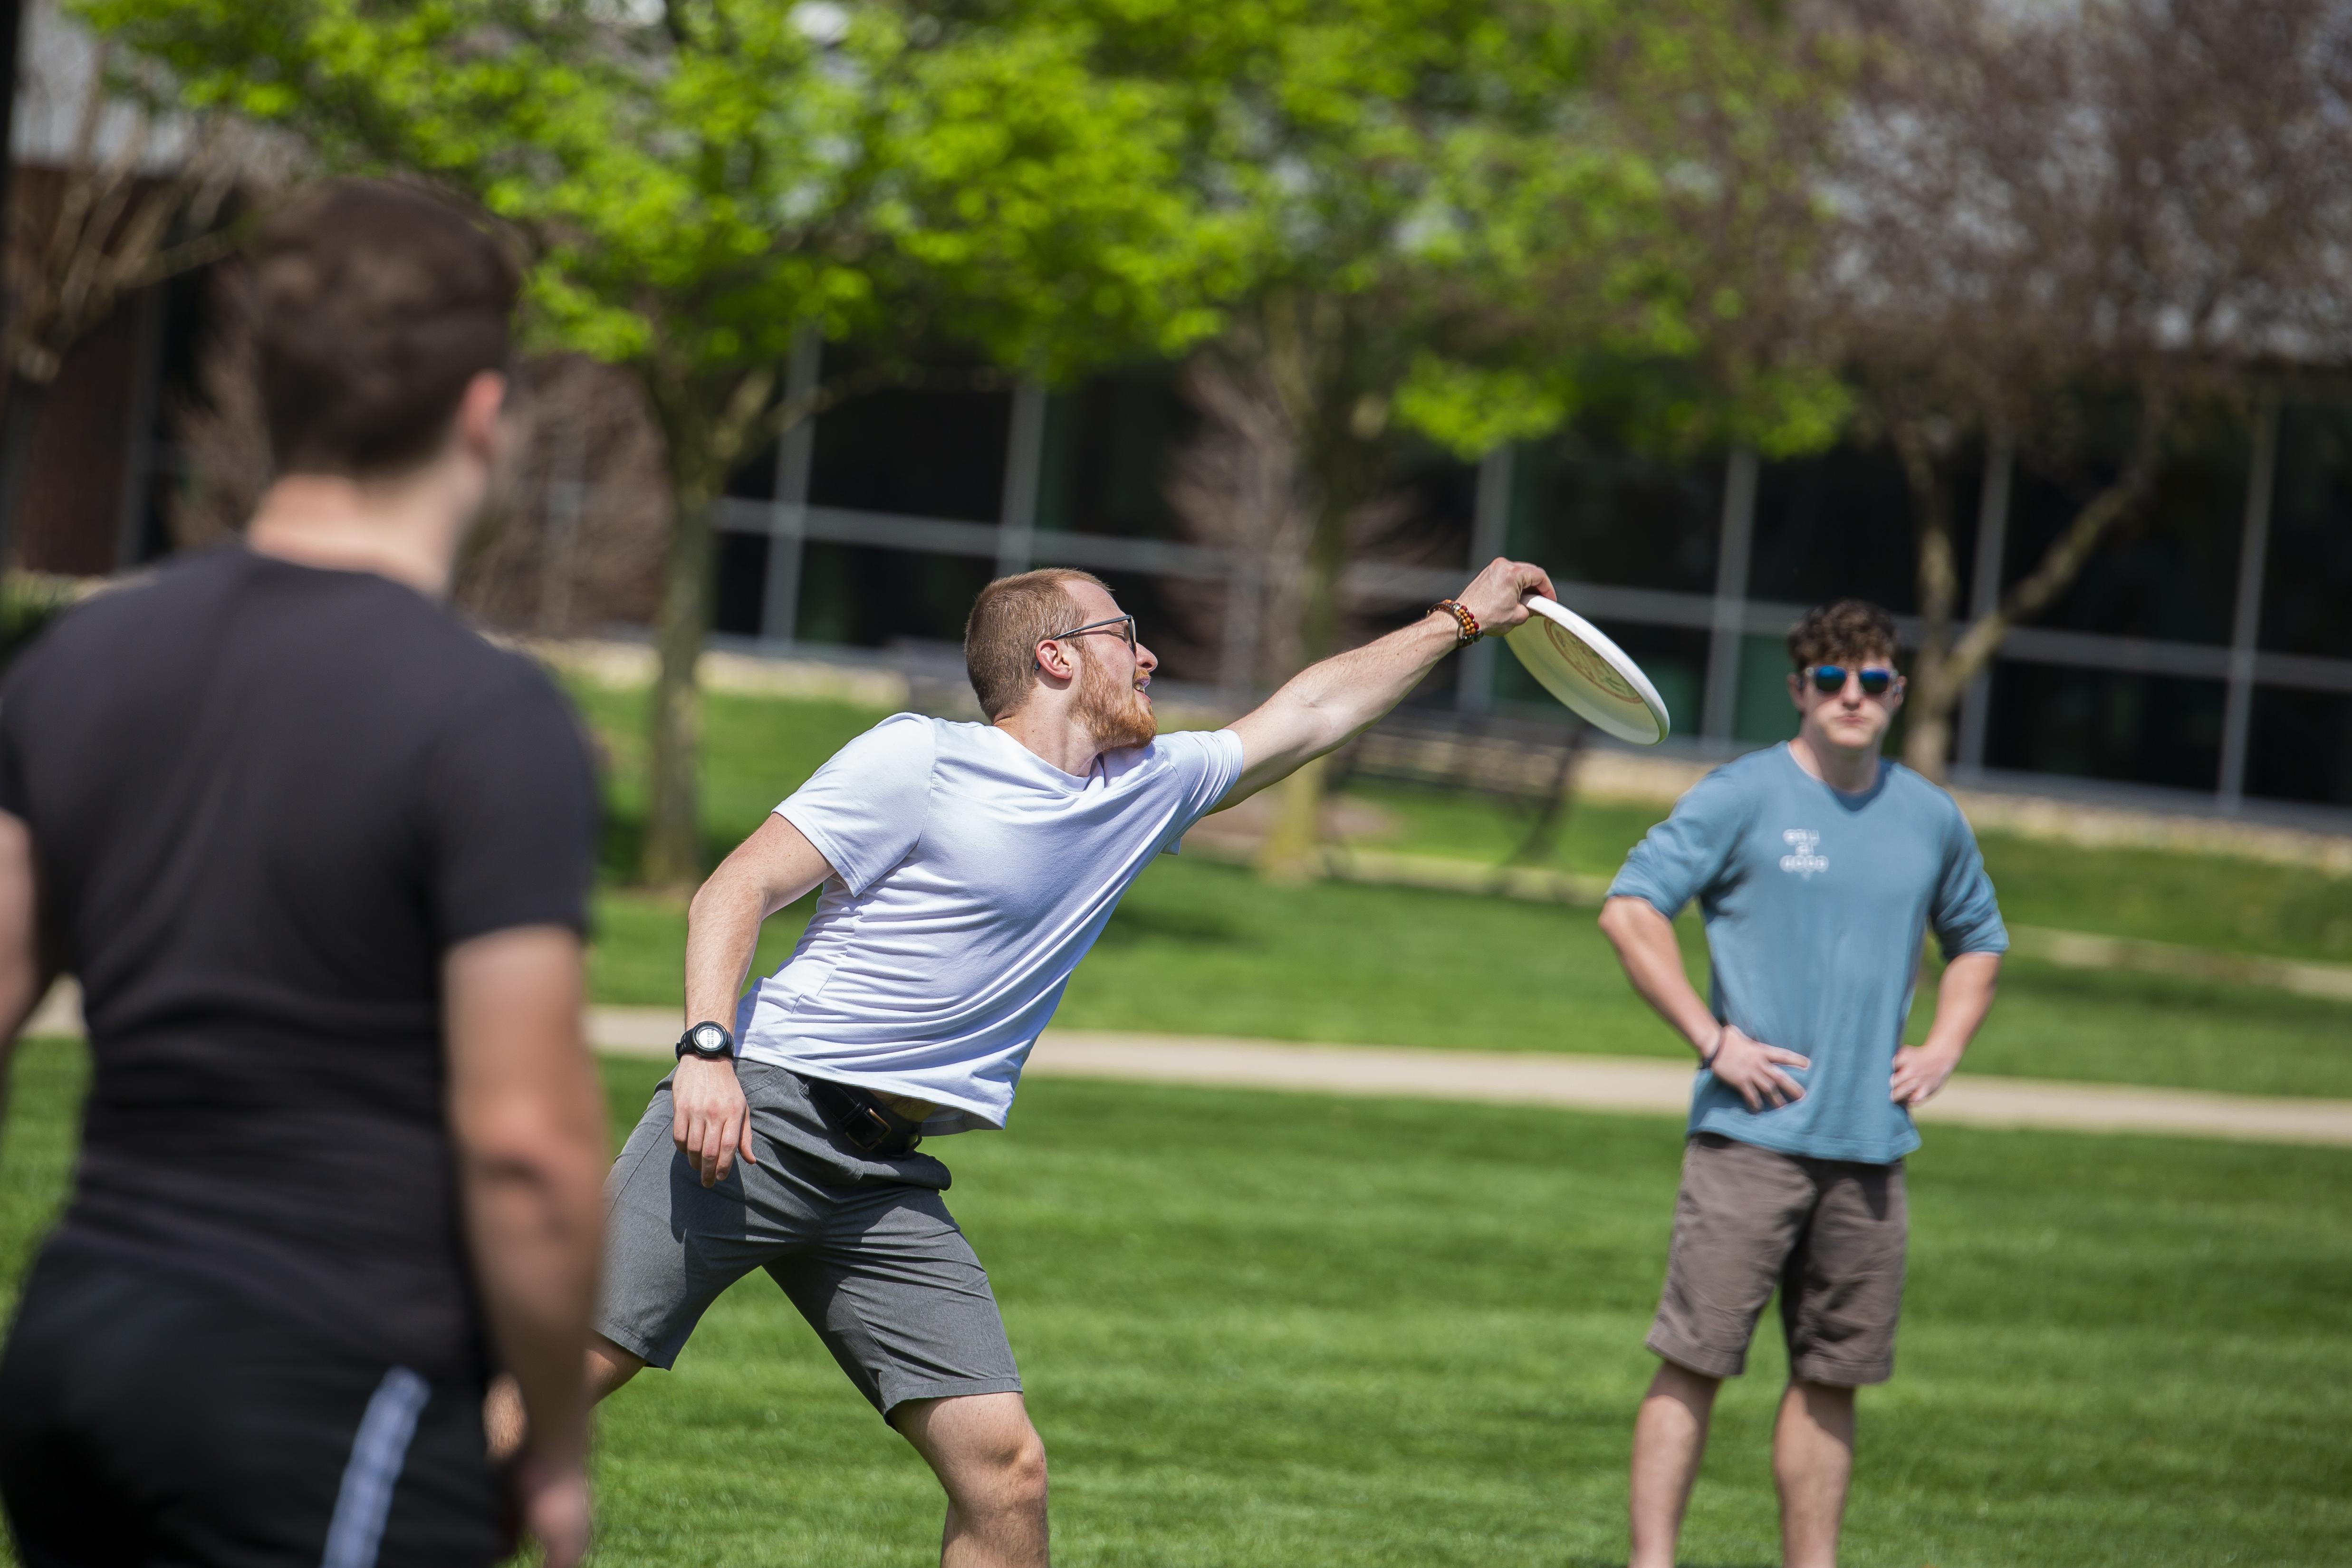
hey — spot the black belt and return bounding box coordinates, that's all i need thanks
[797,1073,925,1157]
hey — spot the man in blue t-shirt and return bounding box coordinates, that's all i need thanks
[1600,599,2007,1568]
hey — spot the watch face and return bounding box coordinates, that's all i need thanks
[691,1024,729,1055]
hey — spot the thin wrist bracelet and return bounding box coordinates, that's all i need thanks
[1431,598,1480,647]
[1699,1029,1724,1069]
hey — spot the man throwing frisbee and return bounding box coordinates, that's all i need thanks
[1598,598,2006,1568]
[581,559,1552,1564]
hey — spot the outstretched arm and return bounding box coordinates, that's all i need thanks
[1218,558,1555,808]
[0,813,48,1161]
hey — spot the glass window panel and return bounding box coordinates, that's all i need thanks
[1731,633,1803,744]
[723,435,779,501]
[791,542,995,650]
[2245,686,2352,807]
[2003,400,2246,646]
[2260,402,2352,659]
[1382,443,1479,570]
[1508,431,1720,595]
[1983,663,2224,790]
[712,532,768,636]
[809,380,1012,523]
[1747,442,1962,614]
[1038,371,1197,539]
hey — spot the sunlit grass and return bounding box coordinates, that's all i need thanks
[3,1044,2345,1567]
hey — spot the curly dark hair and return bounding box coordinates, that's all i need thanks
[1787,599,1899,671]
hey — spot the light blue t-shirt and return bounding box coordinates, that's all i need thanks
[738,714,1246,1133]
[1607,744,2007,1163]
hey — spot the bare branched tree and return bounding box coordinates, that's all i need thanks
[1165,302,1444,878]
[1163,356,1310,691]
[1,32,263,568]
[454,354,670,636]
[1824,0,2352,778]
[171,264,669,632]
[166,261,264,549]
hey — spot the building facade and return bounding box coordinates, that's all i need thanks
[700,340,2352,821]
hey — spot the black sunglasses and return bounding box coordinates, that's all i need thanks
[1043,614,1137,656]
[1806,664,1898,696]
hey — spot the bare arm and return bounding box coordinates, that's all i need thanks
[1597,895,1811,1112]
[0,813,48,1158]
[1890,950,2001,1106]
[672,813,836,1186]
[1218,557,1556,808]
[445,925,606,1568]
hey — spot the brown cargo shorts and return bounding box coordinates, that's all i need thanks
[1646,1133,1907,1386]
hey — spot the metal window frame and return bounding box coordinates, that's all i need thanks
[712,378,2350,810]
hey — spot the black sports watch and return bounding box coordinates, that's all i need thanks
[675,1021,735,1062]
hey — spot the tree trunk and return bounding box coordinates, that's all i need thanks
[642,474,713,891]
[0,378,50,576]
[1896,392,2169,782]
[1252,407,1376,883]
[1892,419,1962,781]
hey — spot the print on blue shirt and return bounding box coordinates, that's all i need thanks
[1606,744,2008,1164]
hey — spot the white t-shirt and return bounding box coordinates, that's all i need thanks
[736,714,1248,1131]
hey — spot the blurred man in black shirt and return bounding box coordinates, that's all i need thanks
[0,181,607,1568]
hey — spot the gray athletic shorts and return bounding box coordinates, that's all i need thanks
[595,1061,1021,1420]
[1647,1133,1908,1387]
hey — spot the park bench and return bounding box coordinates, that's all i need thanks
[1326,706,1591,865]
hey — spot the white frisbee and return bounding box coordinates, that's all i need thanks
[1503,596,1672,745]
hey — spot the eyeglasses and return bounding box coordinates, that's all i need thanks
[1043,614,1137,656]
[1806,664,1899,697]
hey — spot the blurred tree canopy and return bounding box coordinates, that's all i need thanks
[79,0,1245,885]
[1118,0,1849,872]
[78,0,1861,881]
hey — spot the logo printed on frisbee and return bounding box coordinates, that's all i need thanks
[1544,618,1641,703]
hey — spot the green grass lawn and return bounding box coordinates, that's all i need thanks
[597,856,2352,1099]
[3,1041,2346,1566]
[1360,778,2352,968]
[568,677,2352,968]
[571,680,2352,1100]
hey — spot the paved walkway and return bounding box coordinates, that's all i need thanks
[584,1008,2352,1149]
[23,988,2343,1146]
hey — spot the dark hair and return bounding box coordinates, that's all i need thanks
[255,180,520,478]
[964,568,1108,719]
[1788,599,1899,670]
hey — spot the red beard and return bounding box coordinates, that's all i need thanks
[1074,646,1156,751]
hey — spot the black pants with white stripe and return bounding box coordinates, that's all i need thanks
[0,1248,509,1568]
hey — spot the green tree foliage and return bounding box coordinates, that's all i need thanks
[1106,0,1847,873]
[79,0,1239,885]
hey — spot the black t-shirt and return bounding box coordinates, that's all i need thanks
[0,547,599,1378]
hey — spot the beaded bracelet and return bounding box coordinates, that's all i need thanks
[1431,598,1480,647]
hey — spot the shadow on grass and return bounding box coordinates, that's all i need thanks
[1094,902,1244,947]
[595,810,763,886]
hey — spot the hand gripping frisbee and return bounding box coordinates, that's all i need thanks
[1503,596,1672,745]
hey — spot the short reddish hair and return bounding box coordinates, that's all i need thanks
[963,568,1108,720]
[1787,599,1899,670]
